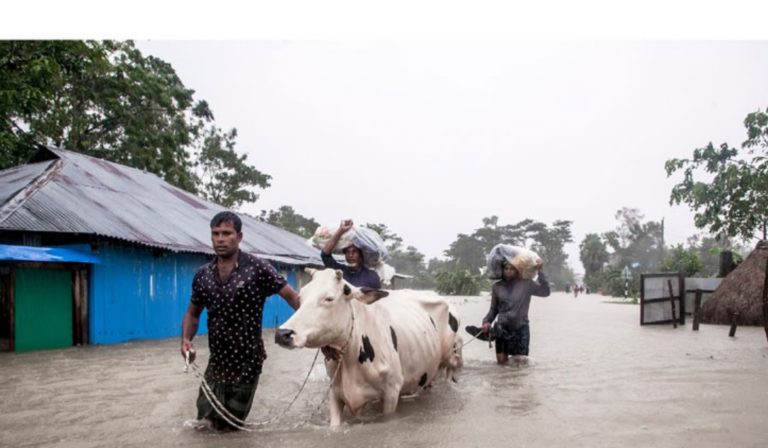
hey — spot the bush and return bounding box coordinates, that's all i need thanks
[597,267,638,298]
[434,270,486,296]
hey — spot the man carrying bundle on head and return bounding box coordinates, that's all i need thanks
[466,244,550,366]
[319,219,382,289]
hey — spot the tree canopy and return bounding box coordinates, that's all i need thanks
[577,207,663,297]
[0,40,269,208]
[602,207,663,273]
[665,108,768,240]
[579,233,609,290]
[658,244,705,277]
[441,216,574,290]
[259,205,319,239]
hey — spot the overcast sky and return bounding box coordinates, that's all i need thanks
[5,1,767,275]
[133,40,768,273]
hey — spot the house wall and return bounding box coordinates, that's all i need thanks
[89,242,300,345]
[89,243,205,344]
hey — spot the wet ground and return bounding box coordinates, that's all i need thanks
[1,291,767,448]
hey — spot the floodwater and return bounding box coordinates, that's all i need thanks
[1,291,767,448]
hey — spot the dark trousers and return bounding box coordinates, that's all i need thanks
[494,324,530,356]
[196,374,260,430]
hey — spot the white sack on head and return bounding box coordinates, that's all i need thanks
[486,244,542,280]
[310,225,355,251]
[310,224,389,269]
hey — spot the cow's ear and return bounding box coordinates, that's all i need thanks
[304,267,317,277]
[354,288,389,305]
[335,269,344,281]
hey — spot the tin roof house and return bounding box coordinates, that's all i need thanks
[0,146,321,352]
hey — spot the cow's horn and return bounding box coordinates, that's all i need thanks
[304,267,317,276]
[335,269,343,280]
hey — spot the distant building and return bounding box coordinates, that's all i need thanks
[0,146,321,352]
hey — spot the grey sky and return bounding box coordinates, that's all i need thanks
[135,40,768,273]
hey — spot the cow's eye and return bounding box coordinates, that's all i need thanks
[324,297,334,303]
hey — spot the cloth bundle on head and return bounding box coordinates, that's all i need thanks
[373,262,396,288]
[486,244,542,280]
[310,224,395,285]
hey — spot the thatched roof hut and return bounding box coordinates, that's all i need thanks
[701,240,768,325]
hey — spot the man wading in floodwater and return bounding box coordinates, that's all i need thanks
[468,261,550,366]
[180,211,301,431]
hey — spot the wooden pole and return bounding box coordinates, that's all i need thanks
[692,289,702,331]
[667,279,677,329]
[762,258,768,343]
[729,310,739,337]
[8,270,14,352]
[72,270,81,346]
[80,269,89,346]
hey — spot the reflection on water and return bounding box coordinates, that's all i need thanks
[1,292,767,447]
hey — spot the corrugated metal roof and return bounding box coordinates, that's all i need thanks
[0,160,54,209]
[0,147,323,266]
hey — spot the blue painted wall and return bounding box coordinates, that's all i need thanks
[262,269,298,329]
[89,243,298,345]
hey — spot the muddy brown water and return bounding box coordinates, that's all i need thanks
[1,291,767,448]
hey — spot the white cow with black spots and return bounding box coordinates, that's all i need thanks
[275,268,462,426]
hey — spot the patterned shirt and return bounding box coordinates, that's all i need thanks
[191,250,287,384]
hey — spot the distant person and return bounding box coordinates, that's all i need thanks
[468,261,550,366]
[320,219,381,289]
[180,211,301,431]
[573,284,579,298]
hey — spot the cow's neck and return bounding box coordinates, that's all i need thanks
[334,300,358,356]
[327,301,361,386]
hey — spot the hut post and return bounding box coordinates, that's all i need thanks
[728,309,739,337]
[692,289,702,331]
[667,279,677,329]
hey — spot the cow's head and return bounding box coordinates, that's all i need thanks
[275,268,388,349]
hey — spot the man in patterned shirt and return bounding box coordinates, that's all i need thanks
[181,211,301,431]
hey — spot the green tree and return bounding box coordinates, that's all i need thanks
[259,205,319,238]
[684,233,749,277]
[444,216,533,274]
[443,216,540,274]
[473,216,531,252]
[0,40,269,208]
[586,208,663,297]
[658,244,705,277]
[665,108,768,240]
[362,223,434,288]
[580,233,609,290]
[363,223,404,253]
[389,245,434,289]
[604,207,663,273]
[198,127,271,208]
[427,257,453,275]
[528,219,574,289]
[441,216,573,290]
[444,233,486,273]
